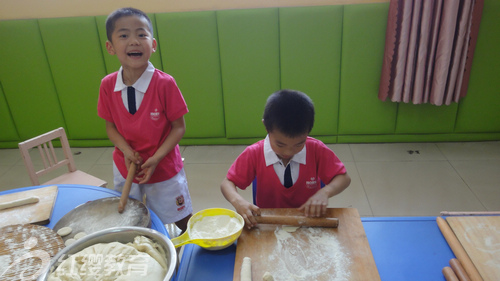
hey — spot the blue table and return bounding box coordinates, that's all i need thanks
[0,184,167,236]
[176,217,455,281]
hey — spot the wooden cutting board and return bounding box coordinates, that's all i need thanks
[446,216,500,280]
[0,224,64,280]
[0,185,58,228]
[233,208,380,281]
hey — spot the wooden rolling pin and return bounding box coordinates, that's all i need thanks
[436,217,483,281]
[443,266,459,281]
[118,162,137,213]
[255,215,339,228]
[450,258,471,281]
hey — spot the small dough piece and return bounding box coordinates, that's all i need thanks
[0,196,39,210]
[263,271,274,281]
[57,227,73,237]
[65,238,76,247]
[241,257,252,281]
[282,226,300,233]
[74,232,87,240]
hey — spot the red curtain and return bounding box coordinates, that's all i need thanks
[379,0,483,106]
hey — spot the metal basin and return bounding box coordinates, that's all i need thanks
[37,226,177,281]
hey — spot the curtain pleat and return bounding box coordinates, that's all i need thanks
[378,0,483,106]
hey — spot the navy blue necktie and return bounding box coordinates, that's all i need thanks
[127,86,136,115]
[284,164,292,188]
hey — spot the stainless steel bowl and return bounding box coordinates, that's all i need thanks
[37,226,177,281]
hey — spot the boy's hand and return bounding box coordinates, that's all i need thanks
[136,156,160,184]
[125,151,142,171]
[298,189,329,217]
[235,200,261,229]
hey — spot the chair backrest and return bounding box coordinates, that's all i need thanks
[18,127,77,185]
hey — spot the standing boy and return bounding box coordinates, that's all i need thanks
[97,7,192,232]
[221,89,351,228]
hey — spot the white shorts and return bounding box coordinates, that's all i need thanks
[113,163,193,224]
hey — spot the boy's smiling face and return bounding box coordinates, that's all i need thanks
[106,15,156,73]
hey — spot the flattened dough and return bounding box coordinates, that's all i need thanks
[57,227,72,237]
[65,238,76,247]
[282,225,300,233]
[74,232,87,240]
[263,271,274,281]
[0,196,39,210]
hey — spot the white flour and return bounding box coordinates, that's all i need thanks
[189,215,242,239]
[264,227,351,281]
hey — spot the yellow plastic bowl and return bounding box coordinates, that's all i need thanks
[171,208,244,250]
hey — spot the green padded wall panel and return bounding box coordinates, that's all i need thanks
[217,8,280,138]
[455,0,500,133]
[38,17,107,140]
[95,14,163,75]
[0,20,66,140]
[280,6,343,136]
[0,84,19,141]
[339,3,397,135]
[396,103,457,134]
[156,11,225,138]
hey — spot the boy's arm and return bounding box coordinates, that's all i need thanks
[299,173,351,217]
[221,177,260,229]
[137,116,186,184]
[105,121,142,167]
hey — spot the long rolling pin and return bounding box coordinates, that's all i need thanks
[436,217,483,281]
[450,258,471,281]
[443,266,459,281]
[255,215,339,228]
[118,162,137,213]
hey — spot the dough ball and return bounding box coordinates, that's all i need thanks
[57,227,73,237]
[263,271,274,281]
[65,238,76,247]
[74,232,87,240]
[282,226,300,233]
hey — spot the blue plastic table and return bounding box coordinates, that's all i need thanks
[0,184,167,236]
[176,217,455,281]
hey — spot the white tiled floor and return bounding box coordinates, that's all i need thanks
[1,141,499,218]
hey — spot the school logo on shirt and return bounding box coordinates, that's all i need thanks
[176,195,185,211]
[306,177,317,189]
[150,108,160,121]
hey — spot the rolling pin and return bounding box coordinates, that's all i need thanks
[450,258,471,281]
[118,162,137,213]
[255,215,339,228]
[436,217,483,281]
[443,266,459,281]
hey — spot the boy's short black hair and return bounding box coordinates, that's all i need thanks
[263,89,315,137]
[105,7,153,42]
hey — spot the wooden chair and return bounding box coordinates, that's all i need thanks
[18,127,107,187]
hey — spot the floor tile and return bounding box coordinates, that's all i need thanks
[450,160,500,211]
[0,148,24,166]
[437,141,500,160]
[356,161,486,216]
[350,143,446,162]
[326,144,354,162]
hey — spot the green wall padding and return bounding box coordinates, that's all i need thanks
[0,84,18,141]
[156,11,225,138]
[0,19,66,140]
[38,17,107,140]
[339,3,397,135]
[280,6,343,136]
[217,8,281,138]
[396,103,458,134]
[455,0,500,133]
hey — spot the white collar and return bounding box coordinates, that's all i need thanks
[114,61,155,93]
[263,134,306,167]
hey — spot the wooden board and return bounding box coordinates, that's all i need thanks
[233,208,380,281]
[446,216,500,280]
[0,224,65,280]
[0,185,58,228]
